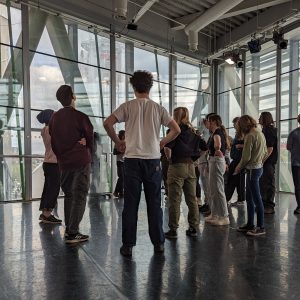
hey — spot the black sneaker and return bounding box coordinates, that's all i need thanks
[154,244,164,253]
[246,227,266,236]
[237,224,255,232]
[39,214,62,224]
[164,230,177,239]
[120,245,132,257]
[186,227,197,237]
[294,207,300,214]
[65,233,89,244]
[199,204,210,214]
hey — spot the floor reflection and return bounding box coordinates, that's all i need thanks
[1,193,300,299]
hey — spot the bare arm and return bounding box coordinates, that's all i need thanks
[262,147,273,163]
[213,134,223,157]
[164,147,172,160]
[160,119,181,149]
[103,114,125,152]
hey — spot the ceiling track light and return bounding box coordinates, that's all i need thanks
[247,38,261,54]
[272,31,288,50]
[223,52,244,68]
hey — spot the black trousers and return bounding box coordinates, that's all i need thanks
[292,166,300,207]
[195,166,201,198]
[114,161,124,195]
[61,164,90,235]
[260,163,276,208]
[225,160,245,202]
[161,156,169,196]
[39,162,60,211]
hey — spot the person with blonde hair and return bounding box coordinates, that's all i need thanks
[164,107,207,238]
[205,114,230,226]
[235,115,268,236]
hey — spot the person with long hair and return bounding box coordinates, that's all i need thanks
[205,114,230,226]
[164,107,207,238]
[225,117,245,206]
[235,115,268,236]
[259,111,278,214]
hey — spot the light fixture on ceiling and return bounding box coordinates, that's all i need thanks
[272,31,288,49]
[247,38,261,54]
[224,53,244,68]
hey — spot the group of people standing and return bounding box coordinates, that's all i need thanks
[37,69,300,256]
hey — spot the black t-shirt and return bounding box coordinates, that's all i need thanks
[166,124,207,163]
[263,126,278,165]
[208,128,226,156]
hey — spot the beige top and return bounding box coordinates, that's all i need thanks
[113,98,172,159]
[41,126,57,164]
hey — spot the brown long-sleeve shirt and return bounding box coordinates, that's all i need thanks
[49,106,93,170]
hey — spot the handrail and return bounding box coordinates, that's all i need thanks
[0,155,44,158]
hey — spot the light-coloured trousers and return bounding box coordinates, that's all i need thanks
[208,157,228,218]
[198,162,210,205]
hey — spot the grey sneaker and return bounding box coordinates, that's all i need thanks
[246,227,266,236]
[39,214,62,224]
[65,233,89,244]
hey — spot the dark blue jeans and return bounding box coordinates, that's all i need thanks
[292,166,300,207]
[246,168,264,228]
[123,158,164,247]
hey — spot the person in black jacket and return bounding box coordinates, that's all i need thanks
[259,112,278,214]
[225,117,245,206]
[164,107,207,238]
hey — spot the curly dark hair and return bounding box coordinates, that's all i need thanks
[129,70,153,93]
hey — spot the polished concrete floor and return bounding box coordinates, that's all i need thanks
[0,192,299,300]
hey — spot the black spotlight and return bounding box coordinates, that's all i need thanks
[272,31,288,49]
[236,59,244,68]
[247,39,261,54]
[127,22,138,30]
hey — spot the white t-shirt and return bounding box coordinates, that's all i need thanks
[113,98,172,159]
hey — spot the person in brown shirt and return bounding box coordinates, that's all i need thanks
[49,85,93,244]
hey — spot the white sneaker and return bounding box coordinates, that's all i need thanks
[205,214,217,223]
[210,217,230,226]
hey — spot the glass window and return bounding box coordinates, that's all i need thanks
[30,53,111,118]
[176,61,201,90]
[218,89,242,129]
[0,3,22,46]
[218,63,242,92]
[134,47,169,83]
[0,44,23,108]
[245,41,277,85]
[245,77,276,120]
[175,87,209,127]
[29,9,110,68]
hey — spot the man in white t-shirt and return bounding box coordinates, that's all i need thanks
[104,70,180,257]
